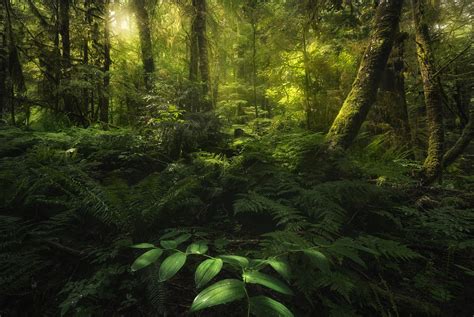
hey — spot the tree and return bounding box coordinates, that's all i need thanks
[326,0,404,150]
[100,0,111,124]
[412,0,444,182]
[374,30,412,148]
[0,0,7,118]
[132,0,155,91]
[59,0,75,120]
[189,0,211,111]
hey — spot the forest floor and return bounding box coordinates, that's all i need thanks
[0,125,473,316]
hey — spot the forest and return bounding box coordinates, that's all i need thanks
[0,0,473,315]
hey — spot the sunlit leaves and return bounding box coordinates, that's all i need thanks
[131,248,163,272]
[218,255,249,268]
[268,258,291,281]
[190,279,246,312]
[159,252,187,282]
[195,258,223,288]
[243,271,293,295]
[249,296,294,317]
[304,249,330,273]
[160,240,178,249]
[186,242,209,255]
[130,243,156,249]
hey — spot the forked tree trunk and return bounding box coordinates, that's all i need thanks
[132,0,155,90]
[412,0,444,183]
[326,0,403,150]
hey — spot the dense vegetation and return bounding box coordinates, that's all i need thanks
[0,0,473,316]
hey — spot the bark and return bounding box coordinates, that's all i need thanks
[59,0,75,118]
[2,0,20,125]
[189,0,211,110]
[377,31,412,146]
[189,16,199,81]
[326,0,403,150]
[0,0,7,117]
[302,22,313,130]
[412,0,444,182]
[82,0,91,123]
[99,0,111,124]
[251,20,258,120]
[195,0,210,98]
[132,0,155,90]
[443,104,473,168]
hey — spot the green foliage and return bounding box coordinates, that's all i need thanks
[129,234,295,315]
[0,122,472,316]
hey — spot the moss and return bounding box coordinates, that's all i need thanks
[326,0,403,150]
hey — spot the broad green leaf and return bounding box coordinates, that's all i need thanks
[186,242,209,255]
[159,252,187,282]
[218,255,249,268]
[190,279,246,312]
[130,243,156,249]
[304,250,330,273]
[243,271,293,295]
[195,258,223,288]
[160,240,178,249]
[174,233,192,245]
[131,248,163,272]
[268,258,291,281]
[249,296,294,317]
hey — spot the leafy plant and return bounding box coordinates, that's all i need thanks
[130,234,298,316]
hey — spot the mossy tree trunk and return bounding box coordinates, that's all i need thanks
[412,0,444,183]
[133,0,155,91]
[326,0,404,150]
[195,0,210,99]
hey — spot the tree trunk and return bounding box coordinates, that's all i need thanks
[100,0,111,124]
[326,0,403,150]
[195,0,210,99]
[189,16,199,82]
[132,0,155,91]
[376,31,412,147]
[412,0,444,183]
[82,0,91,123]
[2,0,17,125]
[0,0,7,118]
[302,23,313,130]
[190,0,211,111]
[251,20,258,120]
[59,0,75,119]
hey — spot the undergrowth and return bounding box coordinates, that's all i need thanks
[0,126,472,316]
